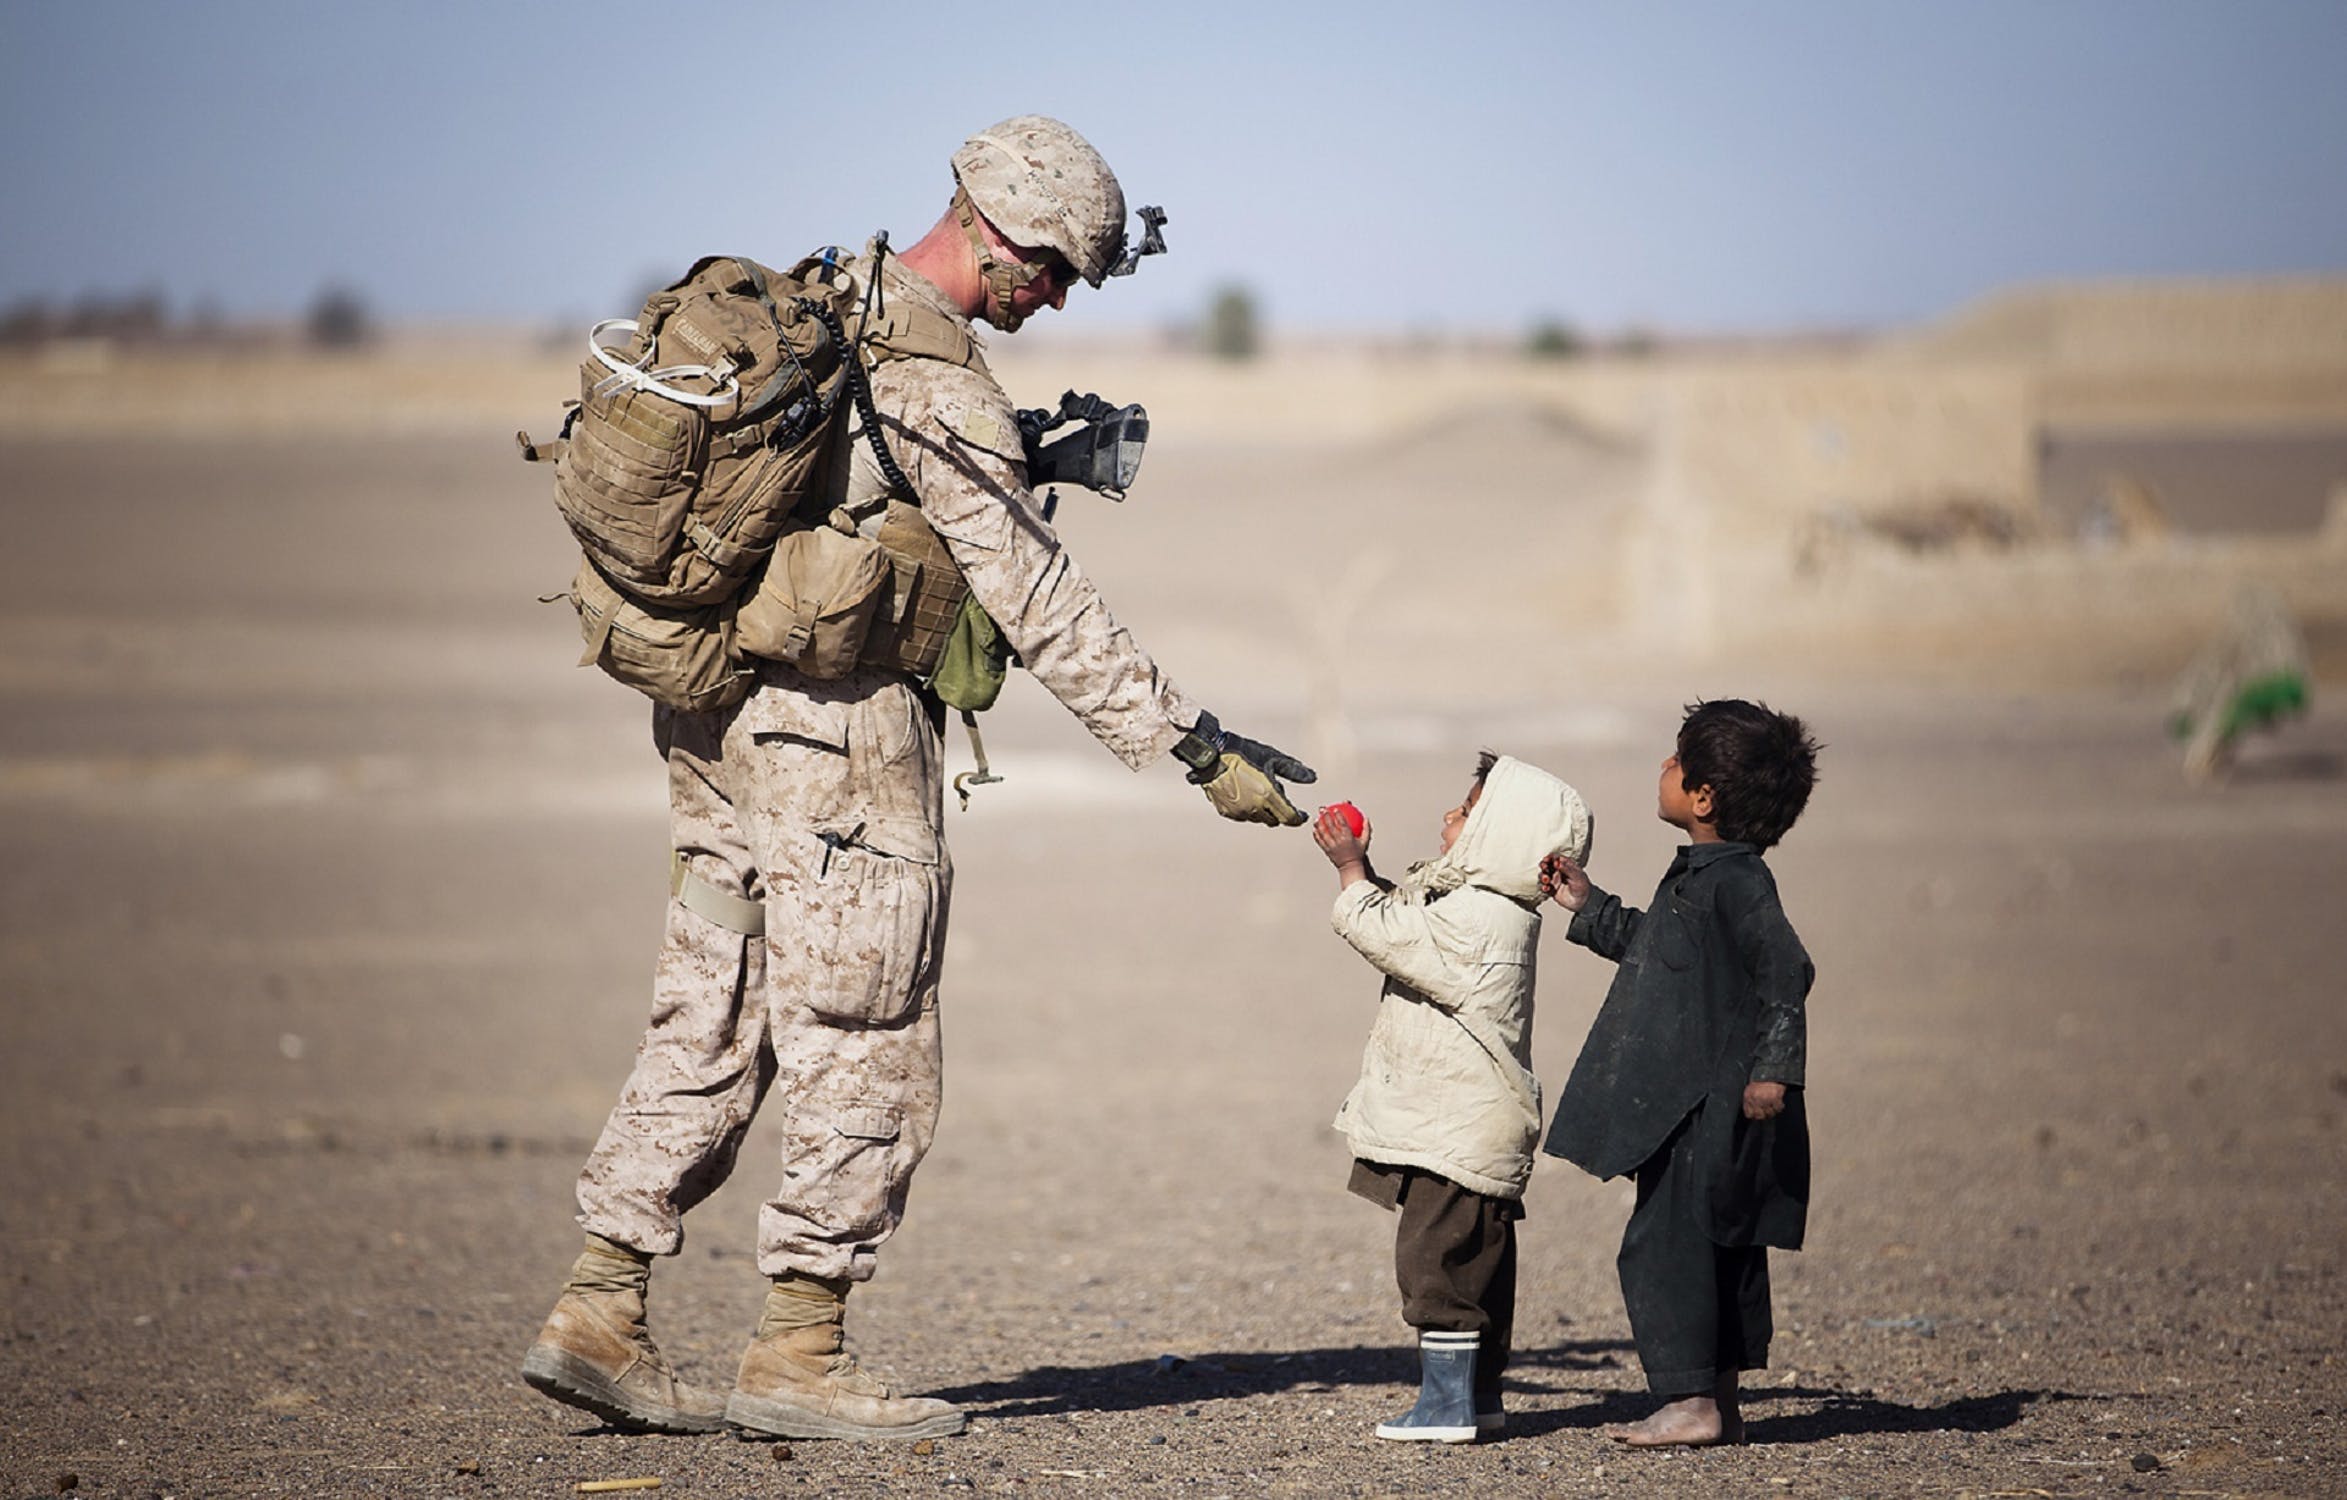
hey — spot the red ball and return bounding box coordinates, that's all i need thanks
[1323,801,1367,838]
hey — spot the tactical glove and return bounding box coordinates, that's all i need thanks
[1171,711,1316,828]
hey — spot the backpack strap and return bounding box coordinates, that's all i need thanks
[575,596,616,668]
[514,429,567,466]
[862,299,979,370]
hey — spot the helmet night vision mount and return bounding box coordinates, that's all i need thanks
[1106,204,1168,279]
[1011,192,1164,521]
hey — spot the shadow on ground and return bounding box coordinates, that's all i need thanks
[2227,747,2344,782]
[932,1340,1624,1418]
[934,1344,2077,1444]
[1511,1385,2085,1444]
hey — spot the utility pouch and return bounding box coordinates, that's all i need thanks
[566,558,750,714]
[927,592,1010,713]
[858,500,971,678]
[557,375,708,589]
[737,521,891,679]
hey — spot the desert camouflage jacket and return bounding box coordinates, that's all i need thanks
[824,256,1199,770]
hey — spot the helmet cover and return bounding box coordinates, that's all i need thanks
[951,115,1127,287]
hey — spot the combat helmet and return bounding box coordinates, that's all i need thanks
[951,115,1127,288]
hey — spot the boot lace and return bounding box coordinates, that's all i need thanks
[822,1347,891,1395]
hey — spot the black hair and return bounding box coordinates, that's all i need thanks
[1471,749,1499,789]
[1675,700,1820,850]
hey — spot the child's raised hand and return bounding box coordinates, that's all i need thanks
[1540,852,1591,912]
[1312,804,1370,870]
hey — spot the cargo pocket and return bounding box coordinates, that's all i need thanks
[858,682,921,771]
[781,1096,903,1243]
[738,678,851,750]
[796,818,941,1026]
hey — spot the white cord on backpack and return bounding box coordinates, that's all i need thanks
[587,319,741,408]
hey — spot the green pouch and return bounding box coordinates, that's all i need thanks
[2222,670,2308,738]
[928,592,1010,713]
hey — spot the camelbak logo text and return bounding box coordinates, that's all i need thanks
[671,316,722,361]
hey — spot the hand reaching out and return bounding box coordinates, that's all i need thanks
[1176,712,1317,828]
[1540,852,1591,912]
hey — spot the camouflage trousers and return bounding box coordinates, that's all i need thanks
[576,664,950,1282]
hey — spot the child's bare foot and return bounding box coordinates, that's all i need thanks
[1604,1394,1746,1447]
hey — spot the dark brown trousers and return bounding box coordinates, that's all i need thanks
[1350,1160,1519,1406]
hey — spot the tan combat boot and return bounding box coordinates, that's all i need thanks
[725,1272,966,1442]
[521,1234,727,1434]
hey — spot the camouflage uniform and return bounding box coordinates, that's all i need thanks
[575,257,1200,1281]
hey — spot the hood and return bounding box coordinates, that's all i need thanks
[1417,755,1593,904]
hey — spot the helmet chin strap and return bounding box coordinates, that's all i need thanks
[954,186,1044,332]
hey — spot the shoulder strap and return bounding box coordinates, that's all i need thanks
[782,247,980,370]
[782,249,986,499]
[864,300,979,370]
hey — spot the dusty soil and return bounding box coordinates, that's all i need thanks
[3,410,2344,1500]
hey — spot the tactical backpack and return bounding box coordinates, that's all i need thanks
[519,250,982,713]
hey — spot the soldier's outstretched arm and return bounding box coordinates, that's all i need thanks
[874,365,1313,825]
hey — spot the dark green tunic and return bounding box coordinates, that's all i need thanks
[1541,841,1813,1250]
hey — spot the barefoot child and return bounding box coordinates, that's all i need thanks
[1541,699,1820,1447]
[1314,753,1592,1443]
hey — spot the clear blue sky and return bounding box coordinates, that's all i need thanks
[4,1,2343,335]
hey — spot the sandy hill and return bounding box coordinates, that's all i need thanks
[1891,275,2347,373]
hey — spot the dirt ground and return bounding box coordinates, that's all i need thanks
[3,392,2344,1499]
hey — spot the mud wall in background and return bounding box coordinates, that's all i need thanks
[1601,278,2347,669]
[7,273,2345,687]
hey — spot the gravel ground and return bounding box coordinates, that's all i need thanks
[3,433,2343,1498]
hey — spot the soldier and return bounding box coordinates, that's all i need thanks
[521,116,1315,1443]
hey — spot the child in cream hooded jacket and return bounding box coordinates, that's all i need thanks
[1314,753,1593,1441]
[1327,754,1594,1198]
